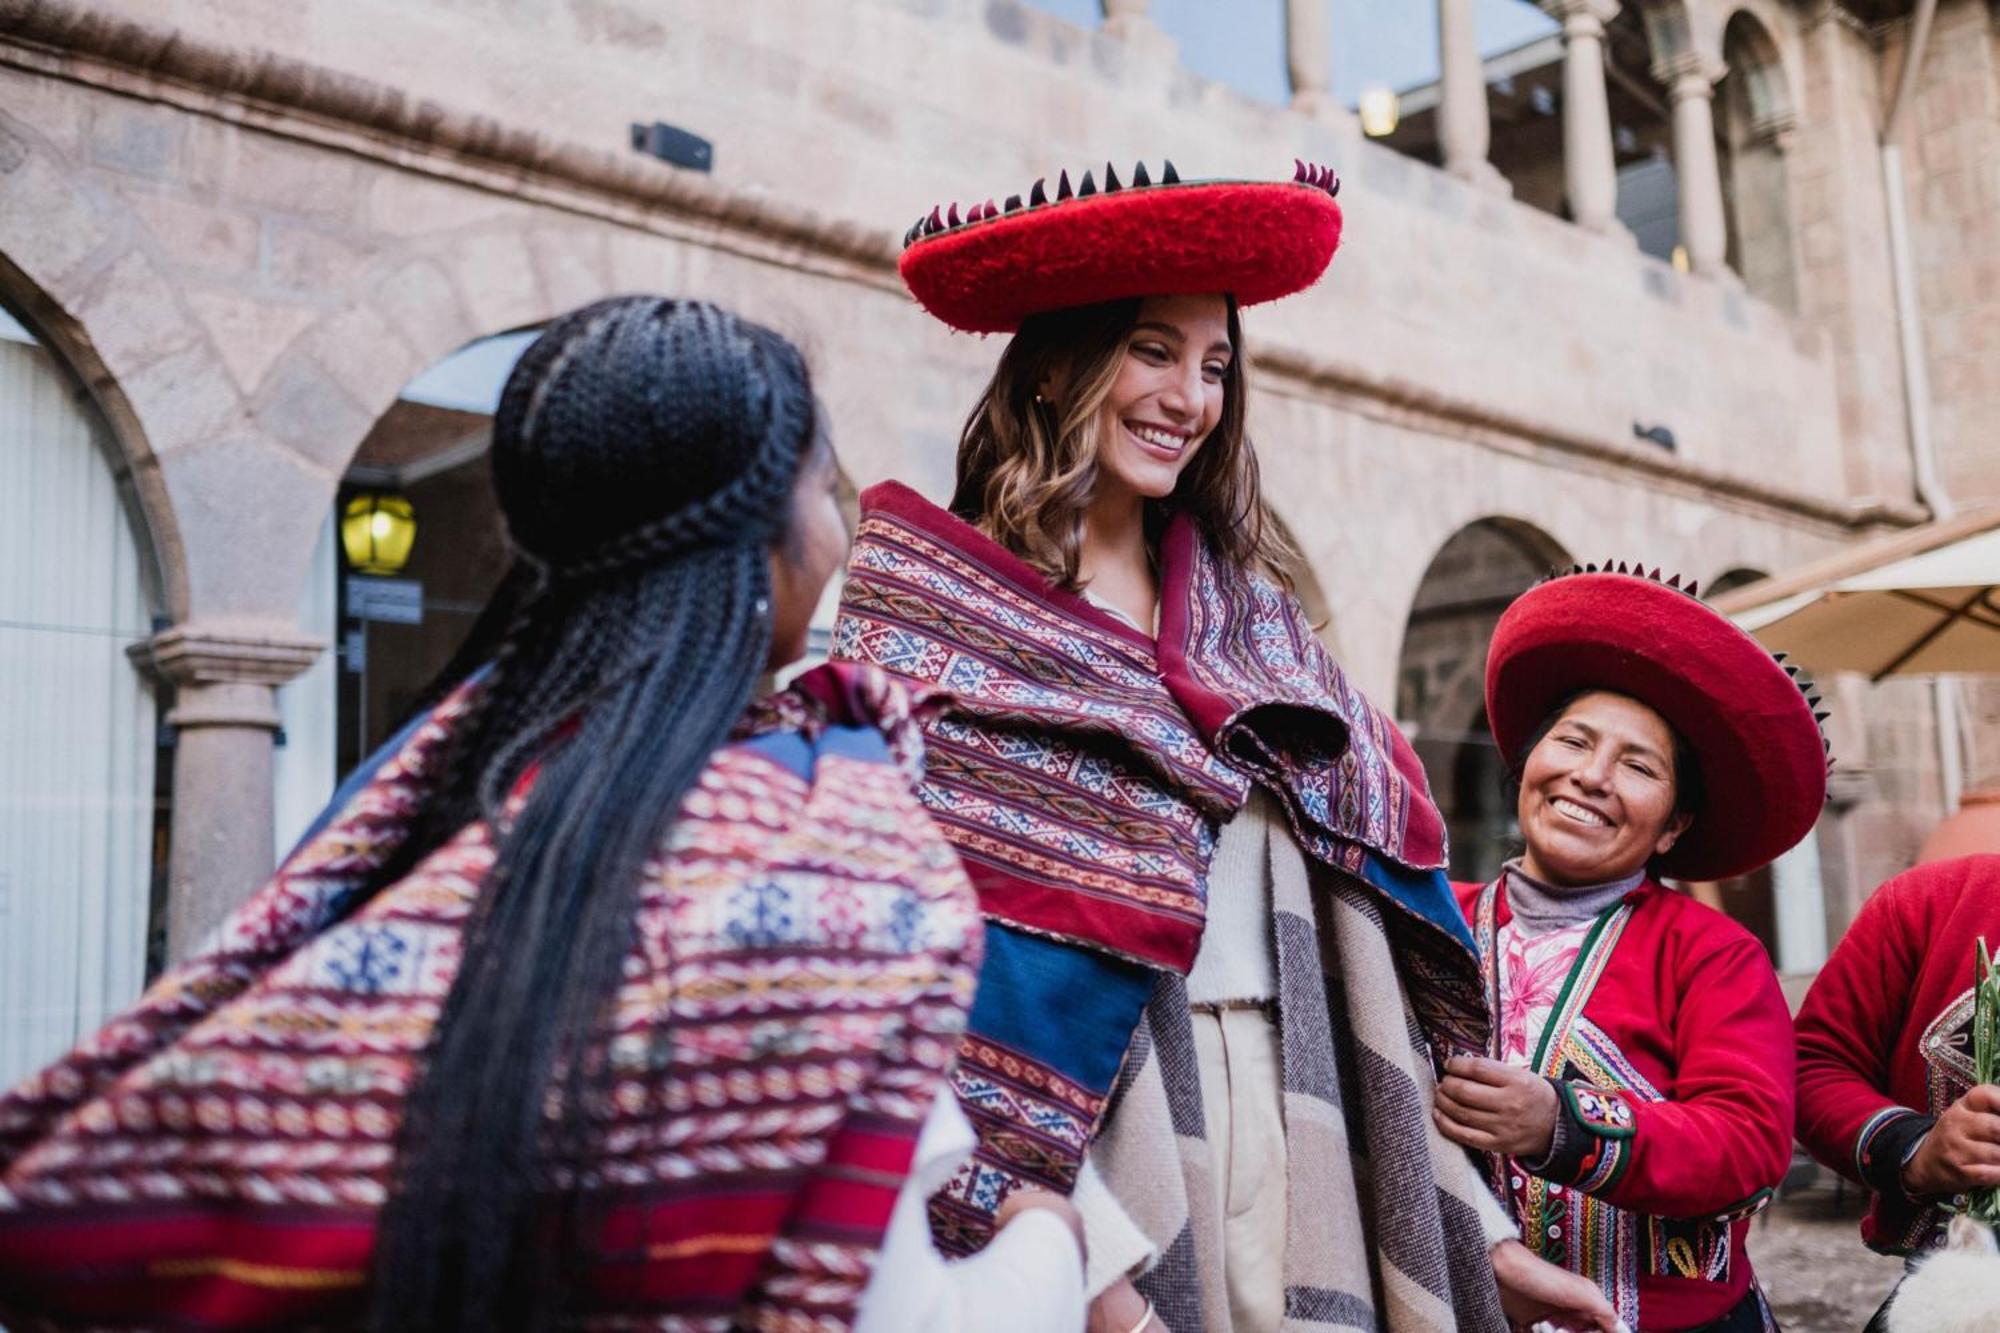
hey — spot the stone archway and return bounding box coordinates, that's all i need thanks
[0,106,351,957]
[0,98,898,953]
[1395,517,1571,883]
[0,270,175,1079]
[1706,564,1770,600]
[1716,8,1800,310]
[0,134,189,620]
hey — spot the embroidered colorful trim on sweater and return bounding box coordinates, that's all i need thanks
[1467,877,1794,1331]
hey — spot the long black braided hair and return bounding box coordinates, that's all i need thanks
[367,297,817,1333]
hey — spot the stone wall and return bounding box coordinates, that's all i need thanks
[1892,0,2000,505]
[0,0,1979,950]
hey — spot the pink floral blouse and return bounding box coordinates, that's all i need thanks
[1494,915,1596,1068]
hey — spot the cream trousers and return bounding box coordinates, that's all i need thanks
[1191,1004,1288,1333]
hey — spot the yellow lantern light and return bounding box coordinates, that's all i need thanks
[341,492,417,575]
[1358,86,1400,138]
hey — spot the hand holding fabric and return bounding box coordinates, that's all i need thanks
[1086,1275,1165,1333]
[1489,1239,1627,1332]
[996,1188,1088,1268]
[1902,1083,2000,1196]
[1436,1055,1560,1158]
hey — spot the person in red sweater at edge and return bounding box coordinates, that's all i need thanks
[1433,567,1834,1332]
[1793,853,2000,1330]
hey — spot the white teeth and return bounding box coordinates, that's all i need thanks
[1129,424,1187,452]
[1552,797,1611,828]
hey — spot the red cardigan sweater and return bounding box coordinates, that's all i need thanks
[1455,878,1795,1331]
[1794,854,2000,1254]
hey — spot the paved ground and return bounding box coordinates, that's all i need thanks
[1750,1182,1904,1332]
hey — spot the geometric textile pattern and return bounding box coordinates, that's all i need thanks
[833,481,1452,976]
[833,484,1488,1256]
[0,665,981,1332]
[1474,882,1645,1331]
[1473,882,1772,1329]
[927,1030,1107,1255]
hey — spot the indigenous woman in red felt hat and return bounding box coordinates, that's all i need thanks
[1434,567,1834,1332]
[835,161,1619,1333]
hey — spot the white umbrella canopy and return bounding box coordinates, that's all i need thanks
[1713,509,2000,681]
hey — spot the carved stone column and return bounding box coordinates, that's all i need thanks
[1438,0,1510,191]
[140,622,323,960]
[1655,50,1730,275]
[1544,0,1626,235]
[1285,0,1337,118]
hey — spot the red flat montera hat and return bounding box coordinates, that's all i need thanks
[898,159,1344,333]
[1485,565,1832,882]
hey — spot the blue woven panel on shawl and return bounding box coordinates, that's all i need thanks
[929,922,1153,1255]
[1358,852,1476,953]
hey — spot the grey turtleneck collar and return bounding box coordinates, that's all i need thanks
[1502,859,1646,938]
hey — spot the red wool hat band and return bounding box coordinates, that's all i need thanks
[1484,568,1833,883]
[898,159,1344,334]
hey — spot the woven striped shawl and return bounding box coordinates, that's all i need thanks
[830,484,1490,1272]
[1103,826,1509,1332]
[833,483,1471,977]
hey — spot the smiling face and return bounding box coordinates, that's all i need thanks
[1516,690,1693,889]
[1088,292,1232,504]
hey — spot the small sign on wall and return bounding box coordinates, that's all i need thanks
[347,576,424,625]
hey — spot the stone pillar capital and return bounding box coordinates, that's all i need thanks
[1542,0,1620,36]
[141,621,324,689]
[134,621,325,731]
[1651,50,1726,98]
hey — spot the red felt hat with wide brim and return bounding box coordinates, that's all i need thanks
[1485,567,1832,882]
[898,159,1344,334]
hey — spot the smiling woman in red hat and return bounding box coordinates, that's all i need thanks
[1435,566,1833,1332]
[834,162,1618,1333]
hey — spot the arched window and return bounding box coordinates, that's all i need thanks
[283,327,865,807]
[1716,11,1798,310]
[0,297,168,1085]
[312,330,533,789]
[1395,517,1568,883]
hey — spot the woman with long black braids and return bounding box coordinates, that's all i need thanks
[0,297,1085,1332]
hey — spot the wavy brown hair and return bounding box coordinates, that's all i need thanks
[948,295,1297,589]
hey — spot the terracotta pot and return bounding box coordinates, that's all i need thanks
[1918,785,2000,863]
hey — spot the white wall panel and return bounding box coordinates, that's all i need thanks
[0,337,157,1089]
